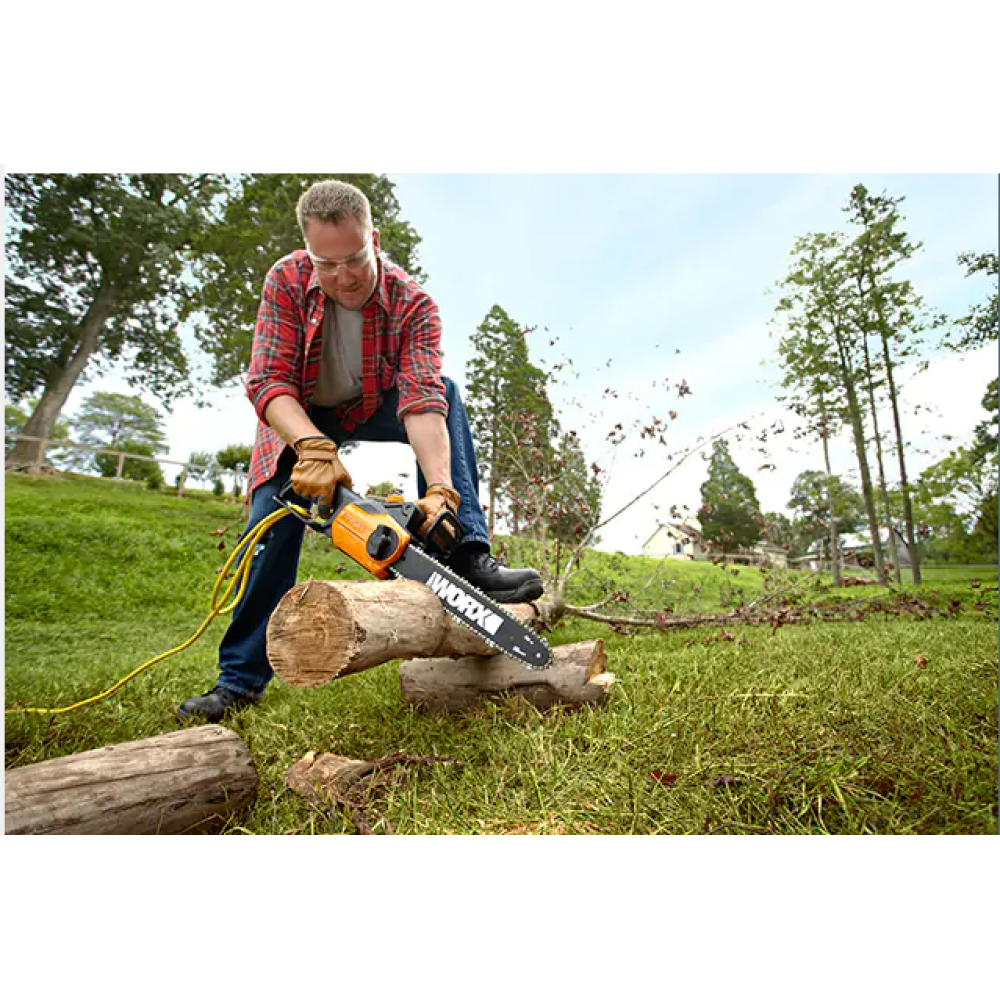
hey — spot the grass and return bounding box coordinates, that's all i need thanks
[5,471,998,835]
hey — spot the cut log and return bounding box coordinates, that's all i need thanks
[399,639,614,712]
[5,725,257,835]
[267,578,543,687]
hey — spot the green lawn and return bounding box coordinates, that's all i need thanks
[5,472,998,834]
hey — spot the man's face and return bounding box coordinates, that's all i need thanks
[303,217,380,310]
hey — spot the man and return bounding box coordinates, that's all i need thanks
[178,180,543,722]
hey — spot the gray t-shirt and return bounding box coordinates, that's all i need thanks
[311,298,364,407]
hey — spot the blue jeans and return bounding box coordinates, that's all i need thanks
[216,377,489,698]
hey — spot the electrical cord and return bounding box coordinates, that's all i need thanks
[5,506,300,716]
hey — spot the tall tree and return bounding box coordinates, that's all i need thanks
[186,173,425,386]
[4,173,221,467]
[698,438,763,553]
[844,184,928,583]
[775,232,888,583]
[465,305,555,535]
[774,289,849,584]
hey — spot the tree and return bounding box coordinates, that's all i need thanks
[72,390,166,448]
[68,392,166,485]
[774,276,850,584]
[186,174,426,387]
[5,400,71,461]
[973,377,998,460]
[913,444,998,562]
[788,470,865,559]
[186,450,224,490]
[216,443,254,499]
[774,231,888,584]
[843,184,929,584]
[947,251,998,351]
[366,479,402,498]
[5,173,221,467]
[465,305,555,535]
[698,438,763,553]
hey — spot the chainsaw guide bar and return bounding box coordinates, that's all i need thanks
[276,483,551,670]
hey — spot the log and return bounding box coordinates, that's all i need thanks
[399,639,614,712]
[267,578,543,687]
[5,725,258,835]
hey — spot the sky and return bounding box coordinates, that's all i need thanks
[57,173,999,553]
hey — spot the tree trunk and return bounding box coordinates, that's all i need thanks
[880,331,922,584]
[833,327,887,584]
[399,639,613,713]
[857,317,902,584]
[820,416,842,587]
[7,281,120,468]
[5,725,257,835]
[266,578,544,687]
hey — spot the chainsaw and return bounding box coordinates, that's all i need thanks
[274,483,551,670]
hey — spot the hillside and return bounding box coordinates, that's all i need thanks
[5,472,998,835]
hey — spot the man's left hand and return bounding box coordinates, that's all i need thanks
[415,483,461,541]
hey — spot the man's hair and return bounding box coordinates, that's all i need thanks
[296,180,373,233]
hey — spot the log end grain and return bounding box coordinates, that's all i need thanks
[267,579,367,688]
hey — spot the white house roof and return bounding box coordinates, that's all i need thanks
[642,522,703,547]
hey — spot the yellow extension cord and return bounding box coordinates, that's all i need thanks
[5,506,299,716]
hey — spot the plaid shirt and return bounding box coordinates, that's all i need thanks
[244,250,447,496]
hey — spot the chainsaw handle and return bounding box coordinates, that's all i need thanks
[419,509,464,556]
[274,481,464,555]
[275,480,362,531]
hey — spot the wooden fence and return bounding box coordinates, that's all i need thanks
[4,433,244,497]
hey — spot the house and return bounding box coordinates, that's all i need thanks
[790,529,911,572]
[642,522,707,561]
[643,521,789,568]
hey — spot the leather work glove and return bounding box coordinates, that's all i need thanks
[415,483,460,541]
[291,436,353,512]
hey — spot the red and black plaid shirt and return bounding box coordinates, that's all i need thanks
[244,250,447,496]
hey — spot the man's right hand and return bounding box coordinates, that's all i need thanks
[291,436,353,510]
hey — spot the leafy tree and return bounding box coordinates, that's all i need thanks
[774,272,850,583]
[186,449,224,490]
[788,470,865,558]
[843,184,929,583]
[4,173,221,466]
[216,443,254,499]
[774,231,888,583]
[913,444,998,562]
[72,390,166,448]
[186,174,425,386]
[972,377,998,461]
[465,305,556,535]
[698,438,763,553]
[947,251,998,351]
[366,479,402,498]
[546,431,603,548]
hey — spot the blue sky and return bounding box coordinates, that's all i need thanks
[64,173,998,553]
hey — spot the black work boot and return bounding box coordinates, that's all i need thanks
[448,543,544,604]
[176,685,257,723]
